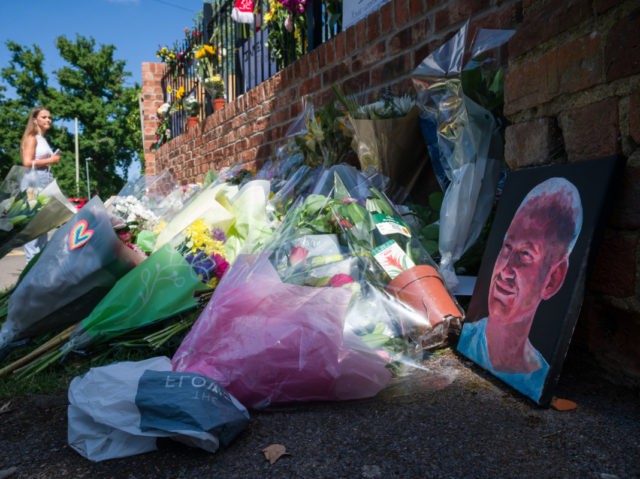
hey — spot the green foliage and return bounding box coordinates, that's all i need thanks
[461,62,506,121]
[0,35,143,197]
[407,190,495,277]
[292,97,356,168]
[264,0,307,69]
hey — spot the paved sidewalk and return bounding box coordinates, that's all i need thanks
[0,249,24,292]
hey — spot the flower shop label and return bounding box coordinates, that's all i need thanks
[372,239,415,279]
[373,213,411,237]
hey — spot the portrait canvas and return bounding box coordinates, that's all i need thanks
[457,156,623,406]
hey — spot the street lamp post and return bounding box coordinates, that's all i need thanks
[85,157,92,198]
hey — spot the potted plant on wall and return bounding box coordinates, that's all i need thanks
[204,74,226,111]
[183,93,200,129]
[195,43,226,111]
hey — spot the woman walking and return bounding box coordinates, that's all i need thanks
[20,106,61,263]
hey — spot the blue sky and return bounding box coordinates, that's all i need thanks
[0,0,205,90]
[1,0,205,182]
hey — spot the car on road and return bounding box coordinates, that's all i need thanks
[68,197,88,210]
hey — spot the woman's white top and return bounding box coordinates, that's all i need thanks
[35,134,53,160]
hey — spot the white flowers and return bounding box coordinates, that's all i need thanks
[109,196,159,231]
[353,95,417,119]
[183,94,200,116]
[157,103,171,117]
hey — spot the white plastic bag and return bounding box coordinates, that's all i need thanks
[68,356,250,462]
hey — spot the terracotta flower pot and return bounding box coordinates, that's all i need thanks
[187,116,199,129]
[386,264,462,328]
[213,98,226,111]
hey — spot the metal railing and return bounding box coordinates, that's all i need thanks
[160,0,341,139]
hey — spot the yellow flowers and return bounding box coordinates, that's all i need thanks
[156,46,177,62]
[265,0,284,24]
[184,219,225,256]
[195,44,216,60]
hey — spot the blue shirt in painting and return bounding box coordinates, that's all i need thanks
[457,317,549,403]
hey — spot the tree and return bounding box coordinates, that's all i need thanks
[0,35,142,198]
[0,42,47,179]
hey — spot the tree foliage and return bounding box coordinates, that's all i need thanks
[0,35,142,198]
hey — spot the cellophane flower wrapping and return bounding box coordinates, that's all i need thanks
[59,243,212,354]
[153,177,273,263]
[346,101,429,204]
[152,181,236,254]
[411,22,514,290]
[11,179,276,375]
[0,197,145,348]
[172,164,463,409]
[254,99,311,192]
[84,177,274,346]
[107,169,200,254]
[171,252,392,410]
[0,165,77,259]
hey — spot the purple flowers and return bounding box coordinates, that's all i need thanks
[212,227,227,242]
[185,251,230,283]
[278,0,307,15]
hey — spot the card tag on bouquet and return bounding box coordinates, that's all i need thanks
[372,239,415,280]
[372,213,411,237]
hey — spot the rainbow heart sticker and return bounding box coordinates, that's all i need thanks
[69,219,94,250]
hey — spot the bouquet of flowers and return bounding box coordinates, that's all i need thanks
[154,103,172,149]
[183,93,201,116]
[0,197,146,351]
[263,0,308,68]
[107,170,199,254]
[0,165,77,260]
[411,21,515,289]
[256,95,355,221]
[195,43,225,99]
[1,178,275,378]
[334,87,429,203]
[171,164,463,409]
[275,165,463,347]
[107,195,160,253]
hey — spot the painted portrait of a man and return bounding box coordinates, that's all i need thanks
[457,177,583,403]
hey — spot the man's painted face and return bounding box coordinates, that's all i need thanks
[488,213,554,324]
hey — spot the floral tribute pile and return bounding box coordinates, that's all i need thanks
[0,169,273,378]
[0,20,516,462]
[172,164,463,409]
[0,165,77,260]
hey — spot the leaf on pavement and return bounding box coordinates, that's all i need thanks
[551,397,577,411]
[262,444,290,464]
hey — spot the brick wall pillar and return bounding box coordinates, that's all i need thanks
[141,62,166,176]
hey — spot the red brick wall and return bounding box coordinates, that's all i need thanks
[141,0,640,387]
[140,62,167,176]
[504,0,640,387]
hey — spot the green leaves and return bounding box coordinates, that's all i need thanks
[0,35,141,197]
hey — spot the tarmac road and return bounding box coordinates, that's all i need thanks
[1,246,639,478]
[0,350,639,479]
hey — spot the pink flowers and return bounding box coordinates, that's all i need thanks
[289,245,309,266]
[284,14,294,32]
[328,274,355,288]
[213,253,230,279]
